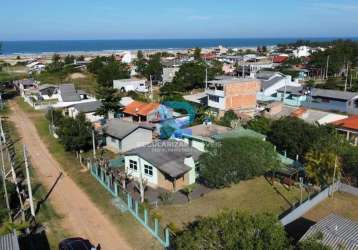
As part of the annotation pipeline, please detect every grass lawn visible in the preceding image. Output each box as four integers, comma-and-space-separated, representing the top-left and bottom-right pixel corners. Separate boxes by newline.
16, 98, 161, 250
303, 192, 358, 222
154, 177, 308, 229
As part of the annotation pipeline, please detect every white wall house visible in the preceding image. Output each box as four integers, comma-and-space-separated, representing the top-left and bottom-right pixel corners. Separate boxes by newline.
124, 140, 201, 191
113, 79, 148, 93
104, 119, 154, 153
293, 46, 311, 58
65, 100, 103, 122
256, 71, 301, 99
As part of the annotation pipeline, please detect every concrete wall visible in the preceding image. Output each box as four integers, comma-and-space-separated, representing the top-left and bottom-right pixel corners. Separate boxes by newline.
106, 136, 120, 153
339, 183, 358, 196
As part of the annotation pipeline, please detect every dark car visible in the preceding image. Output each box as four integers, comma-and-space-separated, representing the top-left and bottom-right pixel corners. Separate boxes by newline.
59, 237, 95, 250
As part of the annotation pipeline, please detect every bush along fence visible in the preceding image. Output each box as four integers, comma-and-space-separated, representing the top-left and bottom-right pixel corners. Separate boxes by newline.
87, 161, 171, 248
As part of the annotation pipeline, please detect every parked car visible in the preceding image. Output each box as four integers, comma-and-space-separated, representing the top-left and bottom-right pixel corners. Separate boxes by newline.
59, 237, 95, 250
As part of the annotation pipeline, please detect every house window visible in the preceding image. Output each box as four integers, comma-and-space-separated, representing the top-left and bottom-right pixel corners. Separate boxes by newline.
129, 160, 137, 171
209, 95, 220, 102
144, 164, 153, 176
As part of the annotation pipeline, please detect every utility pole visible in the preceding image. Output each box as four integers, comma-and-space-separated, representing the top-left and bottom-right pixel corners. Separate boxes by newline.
205, 67, 208, 89
92, 129, 96, 159
23, 145, 35, 217
149, 75, 153, 101
325, 55, 330, 79
344, 64, 349, 92
332, 156, 338, 198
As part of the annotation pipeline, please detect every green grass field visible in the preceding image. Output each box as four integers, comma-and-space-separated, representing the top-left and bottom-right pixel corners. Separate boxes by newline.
17, 98, 161, 250
154, 177, 308, 229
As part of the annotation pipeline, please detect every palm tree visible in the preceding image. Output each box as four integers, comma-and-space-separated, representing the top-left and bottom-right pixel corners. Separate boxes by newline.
305, 149, 341, 187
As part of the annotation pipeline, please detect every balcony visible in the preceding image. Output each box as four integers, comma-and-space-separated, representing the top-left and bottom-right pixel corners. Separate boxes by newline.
205, 88, 225, 97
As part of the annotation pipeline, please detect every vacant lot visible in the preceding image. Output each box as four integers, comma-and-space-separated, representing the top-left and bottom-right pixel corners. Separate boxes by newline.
304, 192, 358, 222
154, 177, 307, 228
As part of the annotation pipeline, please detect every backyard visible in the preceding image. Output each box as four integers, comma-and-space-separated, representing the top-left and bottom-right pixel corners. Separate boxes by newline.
304, 191, 358, 222
153, 177, 308, 229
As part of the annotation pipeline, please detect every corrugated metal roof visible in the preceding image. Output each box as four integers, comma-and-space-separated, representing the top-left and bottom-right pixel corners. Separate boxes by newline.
300, 214, 358, 250
311, 88, 358, 101
72, 100, 102, 113
104, 119, 154, 140
0, 231, 20, 250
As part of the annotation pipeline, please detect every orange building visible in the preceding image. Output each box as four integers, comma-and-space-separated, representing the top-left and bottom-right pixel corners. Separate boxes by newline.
205, 76, 261, 116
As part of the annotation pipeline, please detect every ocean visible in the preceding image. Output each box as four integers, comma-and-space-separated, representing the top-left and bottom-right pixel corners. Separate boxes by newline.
1, 38, 356, 55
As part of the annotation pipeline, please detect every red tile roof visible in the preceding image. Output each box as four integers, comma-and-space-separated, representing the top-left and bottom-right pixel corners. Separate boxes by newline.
331, 116, 358, 130
291, 108, 307, 118
123, 101, 160, 116
273, 55, 288, 64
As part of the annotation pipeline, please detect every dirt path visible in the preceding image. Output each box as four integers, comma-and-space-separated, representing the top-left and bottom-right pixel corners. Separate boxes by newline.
9, 101, 132, 250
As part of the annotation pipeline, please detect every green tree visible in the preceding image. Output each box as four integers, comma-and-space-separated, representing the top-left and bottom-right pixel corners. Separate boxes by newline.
144, 53, 163, 81
134, 50, 147, 76
45, 108, 64, 127
246, 116, 272, 135
95, 86, 120, 117
57, 113, 93, 153
193, 47, 202, 60
173, 211, 289, 250
87, 56, 108, 74
220, 110, 238, 127
268, 117, 334, 159
64, 54, 75, 65
200, 137, 280, 188
305, 149, 341, 186
97, 61, 130, 87
298, 232, 331, 250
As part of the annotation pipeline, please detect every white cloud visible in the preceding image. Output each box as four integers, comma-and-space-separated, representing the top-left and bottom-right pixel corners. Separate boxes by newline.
309, 1, 358, 13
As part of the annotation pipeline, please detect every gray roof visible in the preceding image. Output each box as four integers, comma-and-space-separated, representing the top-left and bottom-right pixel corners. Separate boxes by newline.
311, 88, 358, 101
261, 75, 285, 90
0, 231, 20, 250
72, 100, 102, 113
59, 84, 81, 102
105, 119, 154, 140
256, 71, 277, 80
300, 214, 358, 250
208, 76, 258, 85
38, 84, 57, 91
125, 140, 202, 178
277, 86, 304, 96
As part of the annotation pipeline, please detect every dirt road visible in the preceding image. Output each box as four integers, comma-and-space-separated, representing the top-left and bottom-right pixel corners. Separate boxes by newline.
9, 101, 131, 250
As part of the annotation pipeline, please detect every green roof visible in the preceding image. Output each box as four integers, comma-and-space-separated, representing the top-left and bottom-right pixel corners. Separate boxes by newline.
211, 127, 266, 141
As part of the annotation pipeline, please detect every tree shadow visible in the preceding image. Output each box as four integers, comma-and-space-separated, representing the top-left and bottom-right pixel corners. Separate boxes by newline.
35, 172, 63, 215
285, 217, 316, 244
264, 176, 292, 207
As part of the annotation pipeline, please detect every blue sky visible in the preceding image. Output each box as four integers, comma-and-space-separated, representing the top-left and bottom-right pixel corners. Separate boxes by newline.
1, 0, 358, 40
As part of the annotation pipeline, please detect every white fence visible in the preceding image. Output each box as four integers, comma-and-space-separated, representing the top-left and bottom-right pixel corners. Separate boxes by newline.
339, 183, 358, 197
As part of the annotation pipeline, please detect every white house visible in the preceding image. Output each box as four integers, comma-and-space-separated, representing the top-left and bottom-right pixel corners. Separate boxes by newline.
113, 79, 148, 93
65, 100, 103, 122
124, 140, 202, 191
104, 119, 154, 153
293, 46, 311, 58
255, 71, 301, 99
